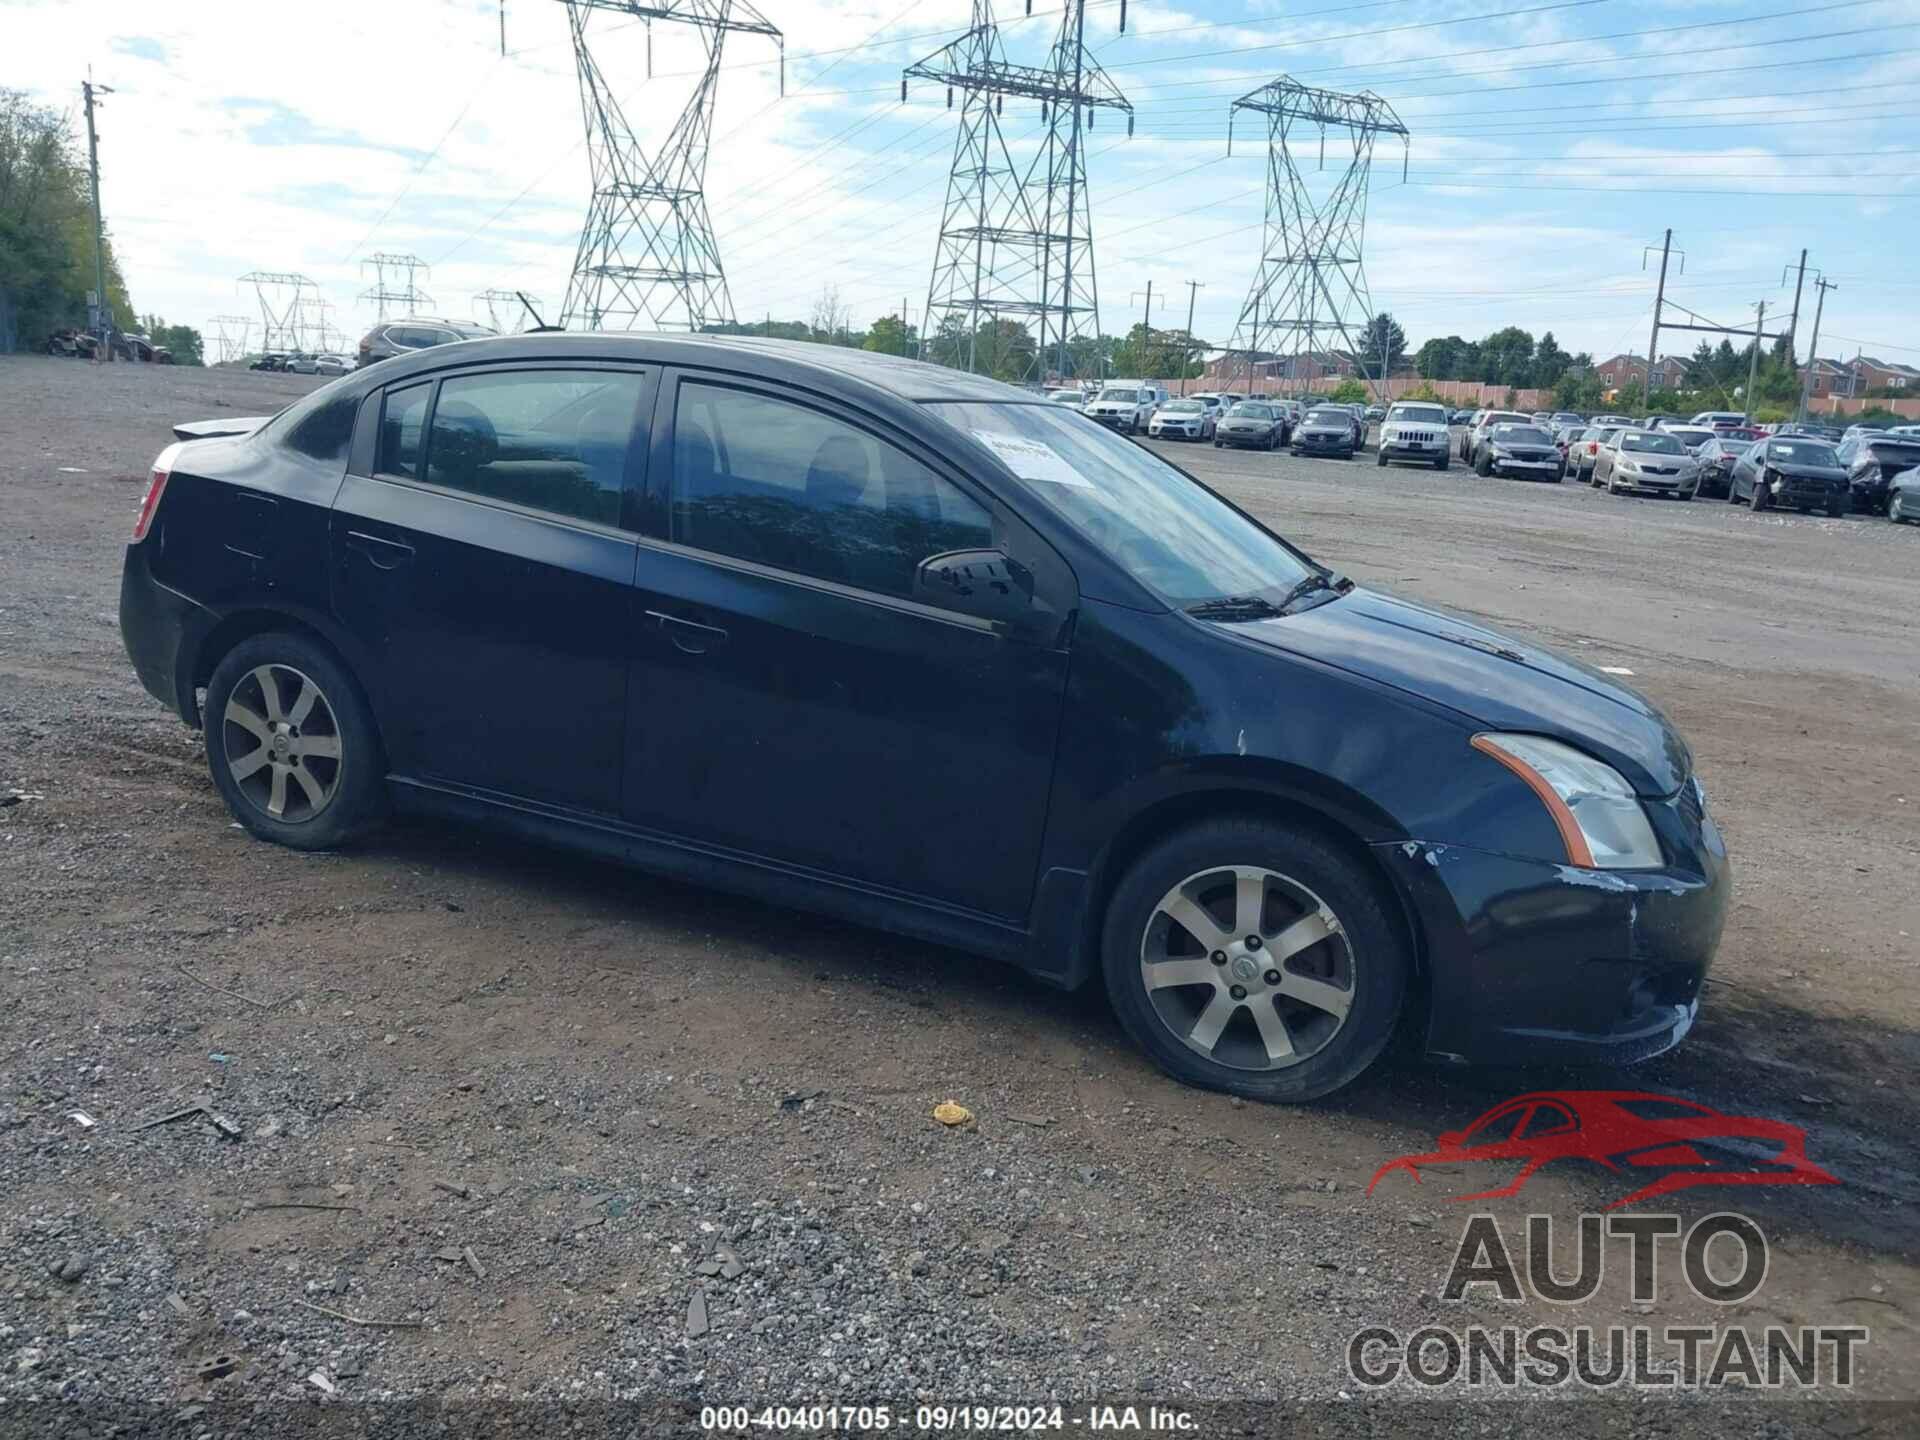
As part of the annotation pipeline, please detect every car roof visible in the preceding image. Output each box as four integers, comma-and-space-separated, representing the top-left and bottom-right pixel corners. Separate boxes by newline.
350, 331, 1034, 404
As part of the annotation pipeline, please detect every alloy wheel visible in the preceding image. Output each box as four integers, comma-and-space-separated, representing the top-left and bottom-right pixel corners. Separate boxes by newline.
221, 664, 343, 823
1138, 865, 1355, 1072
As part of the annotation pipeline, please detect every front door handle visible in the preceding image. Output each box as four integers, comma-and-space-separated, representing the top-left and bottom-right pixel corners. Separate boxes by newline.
646, 610, 729, 655
346, 530, 414, 572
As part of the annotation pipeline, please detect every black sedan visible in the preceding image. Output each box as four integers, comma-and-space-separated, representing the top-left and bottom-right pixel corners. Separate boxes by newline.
1692, 435, 1750, 499
1290, 406, 1359, 458
1834, 433, 1920, 515
1472, 422, 1566, 481
1213, 400, 1289, 450
1728, 436, 1851, 515
117, 333, 1729, 1103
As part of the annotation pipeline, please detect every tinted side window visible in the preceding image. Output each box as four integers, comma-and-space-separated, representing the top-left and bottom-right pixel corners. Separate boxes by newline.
378, 383, 432, 479
671, 382, 993, 602
284, 391, 359, 461
421, 369, 643, 526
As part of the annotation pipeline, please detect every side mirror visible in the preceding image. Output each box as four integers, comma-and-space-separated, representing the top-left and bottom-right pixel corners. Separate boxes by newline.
914, 549, 1037, 629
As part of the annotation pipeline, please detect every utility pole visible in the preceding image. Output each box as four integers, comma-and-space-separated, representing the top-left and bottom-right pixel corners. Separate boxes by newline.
1745, 300, 1767, 417
1796, 277, 1835, 423
1180, 279, 1204, 395
1130, 285, 1163, 380
1784, 248, 1808, 362
1643, 228, 1674, 412
82, 74, 114, 352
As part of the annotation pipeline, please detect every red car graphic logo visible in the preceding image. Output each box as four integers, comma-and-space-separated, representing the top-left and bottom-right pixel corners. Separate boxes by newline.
1366, 1091, 1838, 1210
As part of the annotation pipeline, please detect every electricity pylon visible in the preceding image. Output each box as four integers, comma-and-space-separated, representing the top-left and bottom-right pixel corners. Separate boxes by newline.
238, 271, 318, 351
208, 315, 253, 365
474, 289, 543, 333
359, 252, 434, 320
1226, 78, 1408, 401
559, 0, 782, 333
906, 0, 1131, 381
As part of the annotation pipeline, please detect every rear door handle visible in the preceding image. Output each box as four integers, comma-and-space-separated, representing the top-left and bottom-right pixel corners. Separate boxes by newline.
646, 610, 729, 655
346, 530, 414, 571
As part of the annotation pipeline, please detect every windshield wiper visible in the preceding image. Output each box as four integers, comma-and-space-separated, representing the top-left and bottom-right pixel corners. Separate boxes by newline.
1186, 571, 1351, 623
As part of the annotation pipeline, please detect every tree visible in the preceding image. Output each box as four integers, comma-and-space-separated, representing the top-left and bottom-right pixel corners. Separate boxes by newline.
971, 318, 1036, 381
808, 284, 852, 345
1553, 370, 1603, 412
1357, 312, 1407, 379
1532, 331, 1570, 388
1476, 327, 1535, 387
0, 89, 136, 348
1415, 334, 1467, 381
1329, 377, 1368, 404
862, 313, 916, 358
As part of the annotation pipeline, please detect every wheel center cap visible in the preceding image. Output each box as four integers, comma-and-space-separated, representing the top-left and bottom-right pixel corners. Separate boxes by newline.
1230, 955, 1260, 983
272, 734, 289, 755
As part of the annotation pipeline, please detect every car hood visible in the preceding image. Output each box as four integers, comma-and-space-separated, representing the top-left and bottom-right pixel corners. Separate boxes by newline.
1770, 461, 1847, 481
1298, 422, 1347, 435
1224, 588, 1690, 796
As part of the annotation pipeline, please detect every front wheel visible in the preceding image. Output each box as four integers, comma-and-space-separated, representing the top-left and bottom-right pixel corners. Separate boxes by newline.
1376, 449, 1388, 468
1101, 816, 1408, 1103
1434, 452, 1449, 471
1750, 483, 1769, 512
204, 632, 387, 851
1475, 452, 1493, 477
1827, 498, 1849, 518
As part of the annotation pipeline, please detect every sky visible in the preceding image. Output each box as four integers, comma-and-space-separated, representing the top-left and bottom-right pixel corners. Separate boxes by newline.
12, 0, 1920, 367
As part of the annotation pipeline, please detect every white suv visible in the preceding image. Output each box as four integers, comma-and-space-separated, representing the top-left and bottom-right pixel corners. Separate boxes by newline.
1377, 401, 1452, 470
1084, 381, 1165, 434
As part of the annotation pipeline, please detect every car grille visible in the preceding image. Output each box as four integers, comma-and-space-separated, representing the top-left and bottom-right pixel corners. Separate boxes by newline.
1640, 464, 1677, 475
1505, 449, 1553, 461
1392, 429, 1439, 443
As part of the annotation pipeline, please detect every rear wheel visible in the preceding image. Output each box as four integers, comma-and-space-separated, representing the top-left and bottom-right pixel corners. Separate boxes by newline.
1102, 816, 1408, 1103
204, 632, 386, 851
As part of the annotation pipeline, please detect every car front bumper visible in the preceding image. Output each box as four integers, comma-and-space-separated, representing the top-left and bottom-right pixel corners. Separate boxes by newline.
1610, 470, 1694, 494
1087, 412, 1135, 429
1380, 438, 1442, 460
1150, 424, 1203, 439
1375, 780, 1730, 1068
1293, 432, 1351, 452
1771, 479, 1847, 506
1218, 428, 1275, 447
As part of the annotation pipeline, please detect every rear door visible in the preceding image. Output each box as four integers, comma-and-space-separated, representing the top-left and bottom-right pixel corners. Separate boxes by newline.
331, 361, 652, 815
621, 371, 1073, 921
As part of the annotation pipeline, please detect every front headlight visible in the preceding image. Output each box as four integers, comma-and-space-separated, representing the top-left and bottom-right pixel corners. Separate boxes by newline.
1471, 733, 1664, 869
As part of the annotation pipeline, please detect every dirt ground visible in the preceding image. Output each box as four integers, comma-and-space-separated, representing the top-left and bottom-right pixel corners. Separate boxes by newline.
0, 355, 1915, 1422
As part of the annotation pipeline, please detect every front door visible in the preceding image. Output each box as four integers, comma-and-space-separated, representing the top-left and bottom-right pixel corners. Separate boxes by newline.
331, 363, 651, 815
622, 373, 1072, 922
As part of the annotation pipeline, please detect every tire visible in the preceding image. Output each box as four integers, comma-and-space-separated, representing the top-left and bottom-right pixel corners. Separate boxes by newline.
203, 632, 387, 851
1554, 463, 1567, 483
1434, 452, 1449, 471
1100, 815, 1409, 1103
1475, 451, 1493, 477
1726, 479, 1740, 505
1750, 482, 1769, 512
1892, 493, 1909, 524
1214, 439, 1223, 448
1827, 498, 1848, 519
1376, 448, 1388, 467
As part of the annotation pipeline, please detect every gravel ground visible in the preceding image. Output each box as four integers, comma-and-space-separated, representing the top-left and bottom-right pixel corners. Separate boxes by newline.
0, 356, 1915, 1425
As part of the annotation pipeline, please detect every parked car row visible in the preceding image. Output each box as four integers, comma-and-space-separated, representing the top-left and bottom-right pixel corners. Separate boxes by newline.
46, 329, 172, 363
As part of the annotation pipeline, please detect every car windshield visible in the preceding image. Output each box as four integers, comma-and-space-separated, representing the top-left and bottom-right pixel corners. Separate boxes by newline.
1163, 400, 1204, 413
1389, 405, 1446, 423
1553, 413, 1583, 424
1230, 403, 1274, 418
1666, 428, 1713, 444
1097, 388, 1140, 403
1621, 432, 1684, 454
924, 401, 1314, 606
1303, 408, 1344, 424
1491, 425, 1553, 444
1768, 440, 1838, 465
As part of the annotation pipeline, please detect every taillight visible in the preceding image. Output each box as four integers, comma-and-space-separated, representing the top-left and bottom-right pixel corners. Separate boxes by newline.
133, 441, 182, 542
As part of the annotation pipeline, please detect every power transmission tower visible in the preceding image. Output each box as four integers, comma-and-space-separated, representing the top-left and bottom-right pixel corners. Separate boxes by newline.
559, 0, 782, 333
239, 272, 319, 351
208, 314, 253, 364
1179, 279, 1204, 394
906, 0, 1132, 381
474, 289, 542, 333
1226, 78, 1408, 404
359, 252, 434, 320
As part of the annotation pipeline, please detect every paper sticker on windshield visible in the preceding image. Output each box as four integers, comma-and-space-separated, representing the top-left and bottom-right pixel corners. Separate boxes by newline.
971, 430, 1092, 487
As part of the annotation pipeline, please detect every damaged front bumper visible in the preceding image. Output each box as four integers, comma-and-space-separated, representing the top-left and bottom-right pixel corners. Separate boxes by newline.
1374, 780, 1730, 1068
